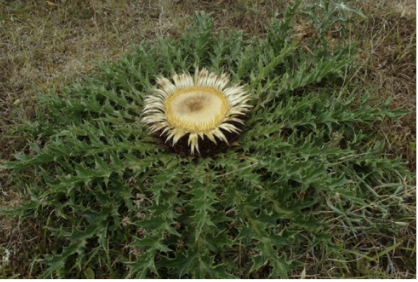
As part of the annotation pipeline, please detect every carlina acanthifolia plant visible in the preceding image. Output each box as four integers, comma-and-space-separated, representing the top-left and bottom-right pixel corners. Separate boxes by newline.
1, 1, 414, 279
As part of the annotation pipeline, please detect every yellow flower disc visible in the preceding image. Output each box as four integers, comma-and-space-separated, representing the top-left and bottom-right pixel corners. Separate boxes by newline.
164, 87, 229, 133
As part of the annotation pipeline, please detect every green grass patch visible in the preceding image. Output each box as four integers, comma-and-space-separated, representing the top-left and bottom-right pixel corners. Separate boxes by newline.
1, 1, 414, 278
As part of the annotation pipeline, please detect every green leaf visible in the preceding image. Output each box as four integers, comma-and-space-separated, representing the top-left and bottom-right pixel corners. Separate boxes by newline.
84, 267, 95, 279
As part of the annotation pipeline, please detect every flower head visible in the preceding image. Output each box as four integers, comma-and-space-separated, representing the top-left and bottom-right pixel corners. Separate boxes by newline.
142, 68, 251, 156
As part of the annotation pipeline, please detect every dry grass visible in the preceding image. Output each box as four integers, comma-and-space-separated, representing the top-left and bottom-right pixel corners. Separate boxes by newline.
354, 0, 416, 171
0, 0, 415, 278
